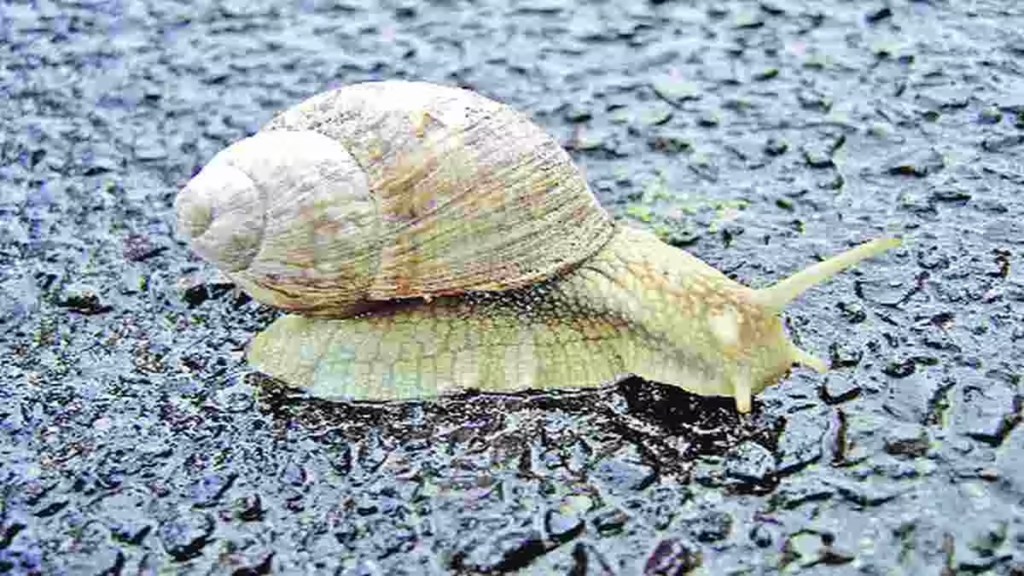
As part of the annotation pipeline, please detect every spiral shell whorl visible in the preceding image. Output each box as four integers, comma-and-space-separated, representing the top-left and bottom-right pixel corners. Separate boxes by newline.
175, 130, 379, 314
177, 81, 615, 316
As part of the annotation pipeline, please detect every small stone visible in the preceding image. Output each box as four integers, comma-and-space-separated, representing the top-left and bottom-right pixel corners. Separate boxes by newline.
649, 131, 692, 153
884, 148, 944, 177
981, 134, 1024, 152
759, 1, 786, 15
696, 111, 719, 127
724, 441, 775, 487
749, 524, 773, 548
570, 127, 609, 151
977, 106, 1003, 125
931, 187, 972, 203
951, 379, 1020, 447
900, 192, 936, 215
651, 76, 702, 104
797, 89, 832, 112
771, 480, 835, 510
637, 102, 674, 126
917, 87, 970, 112
782, 531, 821, 567
59, 282, 111, 314
644, 537, 702, 575
997, 95, 1024, 115
763, 136, 788, 156
515, 0, 564, 13
663, 228, 702, 248
836, 300, 867, 323
640, 486, 690, 531
829, 478, 902, 508
782, 531, 855, 568
865, 5, 892, 23
820, 374, 862, 405
230, 553, 274, 575
883, 423, 930, 458
732, 9, 764, 29
690, 511, 732, 543
544, 496, 589, 543
544, 509, 584, 544
123, 234, 166, 262
84, 150, 120, 175
776, 411, 826, 474
563, 102, 593, 122
177, 271, 235, 306
232, 494, 265, 522
457, 529, 548, 573
882, 358, 916, 378
134, 136, 167, 161
158, 513, 215, 562
190, 472, 237, 508
590, 445, 658, 494
802, 143, 834, 168
592, 508, 630, 536
828, 341, 863, 369
753, 68, 779, 81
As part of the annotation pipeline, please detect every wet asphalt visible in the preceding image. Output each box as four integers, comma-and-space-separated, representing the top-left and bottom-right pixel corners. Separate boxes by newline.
1, 0, 1022, 574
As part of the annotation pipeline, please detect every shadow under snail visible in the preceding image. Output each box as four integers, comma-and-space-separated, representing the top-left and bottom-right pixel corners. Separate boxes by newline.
174, 80, 900, 413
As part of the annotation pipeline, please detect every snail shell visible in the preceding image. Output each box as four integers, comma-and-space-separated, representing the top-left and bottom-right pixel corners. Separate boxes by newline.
175, 81, 615, 316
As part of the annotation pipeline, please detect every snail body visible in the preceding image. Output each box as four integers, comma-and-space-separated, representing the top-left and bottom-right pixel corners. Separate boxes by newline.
176, 81, 899, 413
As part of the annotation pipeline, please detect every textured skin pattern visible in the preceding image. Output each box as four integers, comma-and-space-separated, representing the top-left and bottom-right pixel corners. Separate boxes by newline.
249, 227, 804, 408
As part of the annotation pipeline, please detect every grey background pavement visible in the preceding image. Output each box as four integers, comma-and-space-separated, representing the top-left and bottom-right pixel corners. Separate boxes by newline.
1, 0, 1022, 573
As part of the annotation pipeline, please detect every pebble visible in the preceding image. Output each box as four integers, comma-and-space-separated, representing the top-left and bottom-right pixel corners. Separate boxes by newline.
865, 5, 892, 23
763, 136, 788, 156
648, 131, 692, 154
177, 271, 236, 306
591, 445, 658, 495
592, 508, 630, 536
643, 537, 702, 575
544, 507, 585, 544
690, 510, 732, 543
801, 143, 834, 168
650, 76, 702, 104
782, 531, 854, 568
884, 148, 945, 177
883, 424, 930, 458
456, 529, 548, 573
820, 374, 862, 404
977, 106, 1003, 124
797, 89, 832, 112
122, 234, 166, 262
931, 187, 972, 203
724, 441, 776, 487
951, 379, 1019, 447
981, 134, 1024, 152
59, 282, 111, 314
776, 411, 827, 474
158, 513, 215, 562
771, 479, 835, 510
696, 111, 719, 127
190, 472, 238, 508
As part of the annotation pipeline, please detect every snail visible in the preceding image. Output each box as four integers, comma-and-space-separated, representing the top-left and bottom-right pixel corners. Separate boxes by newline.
175, 80, 900, 413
